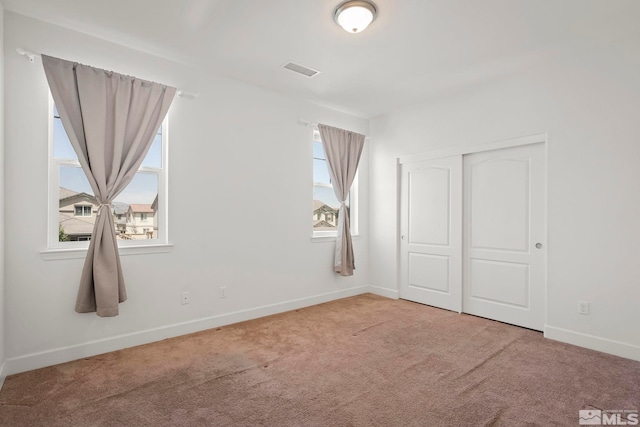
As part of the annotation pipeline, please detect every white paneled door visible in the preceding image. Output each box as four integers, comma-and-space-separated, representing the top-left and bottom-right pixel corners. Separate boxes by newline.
400, 142, 546, 331
463, 143, 545, 330
400, 156, 463, 313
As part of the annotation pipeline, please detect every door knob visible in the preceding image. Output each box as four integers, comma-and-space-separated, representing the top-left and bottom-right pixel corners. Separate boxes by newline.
535, 243, 543, 249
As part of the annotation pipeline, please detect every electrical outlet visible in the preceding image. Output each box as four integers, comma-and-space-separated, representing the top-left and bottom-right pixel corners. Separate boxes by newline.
182, 291, 190, 305
219, 286, 227, 298
578, 301, 589, 315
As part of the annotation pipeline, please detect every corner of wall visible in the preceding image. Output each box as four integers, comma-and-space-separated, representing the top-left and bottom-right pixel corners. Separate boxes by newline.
0, 363, 6, 391
367, 285, 399, 299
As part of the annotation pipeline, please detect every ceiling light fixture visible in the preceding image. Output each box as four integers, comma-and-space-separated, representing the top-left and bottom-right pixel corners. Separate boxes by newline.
333, 0, 378, 34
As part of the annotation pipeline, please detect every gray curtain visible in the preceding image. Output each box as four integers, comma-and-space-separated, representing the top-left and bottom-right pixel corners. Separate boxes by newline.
42, 55, 176, 317
318, 124, 365, 276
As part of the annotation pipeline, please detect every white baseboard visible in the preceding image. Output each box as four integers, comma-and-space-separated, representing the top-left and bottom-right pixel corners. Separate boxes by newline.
544, 325, 640, 362
8, 291, 638, 377
367, 285, 399, 299
5, 285, 370, 375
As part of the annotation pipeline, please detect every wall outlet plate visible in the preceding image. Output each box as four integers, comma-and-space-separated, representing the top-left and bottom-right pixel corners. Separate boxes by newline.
578, 301, 589, 315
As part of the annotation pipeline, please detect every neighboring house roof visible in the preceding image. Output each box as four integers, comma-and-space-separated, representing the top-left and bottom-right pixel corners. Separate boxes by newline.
313, 199, 338, 213
313, 199, 327, 211
59, 188, 98, 208
112, 205, 128, 215
59, 212, 95, 235
313, 219, 336, 228
59, 187, 78, 200
151, 195, 158, 211
128, 204, 154, 213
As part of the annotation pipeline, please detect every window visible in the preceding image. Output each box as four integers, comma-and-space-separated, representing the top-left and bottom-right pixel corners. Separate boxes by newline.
312, 129, 358, 237
49, 99, 168, 248
74, 205, 92, 217
141, 213, 148, 221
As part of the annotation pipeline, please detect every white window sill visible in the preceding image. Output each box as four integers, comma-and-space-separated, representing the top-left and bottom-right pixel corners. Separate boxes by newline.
311, 234, 360, 243
40, 243, 174, 261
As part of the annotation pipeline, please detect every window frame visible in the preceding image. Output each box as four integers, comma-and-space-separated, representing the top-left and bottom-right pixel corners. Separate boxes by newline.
45, 94, 171, 256
311, 128, 359, 240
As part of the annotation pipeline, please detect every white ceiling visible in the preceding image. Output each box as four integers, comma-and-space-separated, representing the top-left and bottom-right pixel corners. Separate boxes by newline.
4, 0, 640, 118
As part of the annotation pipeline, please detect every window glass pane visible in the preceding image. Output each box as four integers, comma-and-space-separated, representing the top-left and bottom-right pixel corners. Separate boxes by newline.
312, 141, 325, 160
313, 159, 332, 184
313, 186, 349, 209
313, 186, 342, 231
141, 128, 162, 169
113, 172, 158, 205
53, 115, 77, 160
59, 166, 95, 242
60, 165, 93, 196
113, 172, 159, 240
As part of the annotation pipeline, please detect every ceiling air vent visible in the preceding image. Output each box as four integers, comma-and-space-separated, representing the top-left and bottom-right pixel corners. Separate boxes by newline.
283, 62, 321, 78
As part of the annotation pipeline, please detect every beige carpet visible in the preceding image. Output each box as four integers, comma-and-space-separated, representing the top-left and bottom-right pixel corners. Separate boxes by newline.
0, 294, 638, 426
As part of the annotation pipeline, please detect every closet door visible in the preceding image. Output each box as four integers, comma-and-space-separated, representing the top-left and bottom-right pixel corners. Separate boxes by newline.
400, 156, 462, 312
463, 143, 546, 330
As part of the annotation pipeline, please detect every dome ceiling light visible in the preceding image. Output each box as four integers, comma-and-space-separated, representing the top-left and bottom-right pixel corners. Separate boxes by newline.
333, 0, 378, 34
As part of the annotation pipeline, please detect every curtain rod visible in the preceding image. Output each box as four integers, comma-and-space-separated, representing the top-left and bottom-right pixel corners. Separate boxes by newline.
16, 48, 200, 99
299, 118, 369, 140
299, 118, 318, 128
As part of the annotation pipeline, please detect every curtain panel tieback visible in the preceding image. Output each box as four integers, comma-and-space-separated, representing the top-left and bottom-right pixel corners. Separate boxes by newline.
96, 203, 113, 217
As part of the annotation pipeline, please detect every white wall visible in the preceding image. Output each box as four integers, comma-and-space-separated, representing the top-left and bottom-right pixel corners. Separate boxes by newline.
370, 34, 640, 360
0, 0, 6, 383
3, 12, 370, 374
